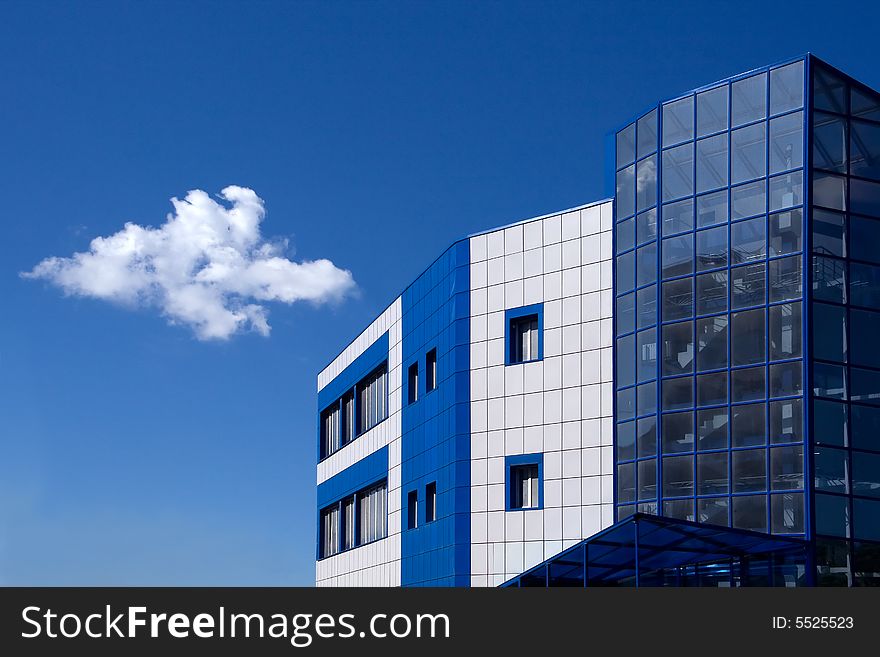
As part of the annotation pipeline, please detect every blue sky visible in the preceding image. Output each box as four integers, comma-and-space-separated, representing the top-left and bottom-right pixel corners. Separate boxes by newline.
1, 1, 878, 584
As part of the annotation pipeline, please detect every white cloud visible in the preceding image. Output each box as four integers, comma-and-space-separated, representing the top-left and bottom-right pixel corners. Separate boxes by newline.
22, 186, 356, 340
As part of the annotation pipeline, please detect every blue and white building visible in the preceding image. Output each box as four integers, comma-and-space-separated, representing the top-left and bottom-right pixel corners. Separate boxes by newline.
316, 54, 880, 587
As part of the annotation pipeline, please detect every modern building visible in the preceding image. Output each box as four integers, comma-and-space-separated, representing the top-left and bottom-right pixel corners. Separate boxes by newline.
316, 54, 880, 587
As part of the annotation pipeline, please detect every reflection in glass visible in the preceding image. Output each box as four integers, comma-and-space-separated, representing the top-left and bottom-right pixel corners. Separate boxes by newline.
637, 328, 657, 383
662, 455, 694, 496
617, 334, 635, 387
731, 216, 766, 263
812, 208, 845, 257
662, 321, 693, 375
813, 302, 846, 363
662, 412, 694, 454
731, 262, 766, 308
850, 261, 880, 308
636, 208, 657, 245
617, 462, 635, 502
637, 284, 656, 329
732, 180, 766, 219
696, 133, 728, 192
852, 404, 880, 451
662, 198, 694, 234
732, 402, 766, 447
732, 366, 765, 403
769, 111, 803, 173
698, 497, 729, 526
617, 124, 636, 169
732, 122, 767, 183
769, 170, 803, 211
662, 143, 694, 201
636, 154, 657, 212
696, 225, 727, 272
813, 67, 847, 114
850, 308, 880, 369
638, 459, 657, 500
769, 361, 802, 398
813, 362, 847, 400
769, 209, 802, 256
617, 216, 634, 254
852, 452, 880, 499
769, 302, 802, 360
732, 308, 765, 366
617, 421, 635, 461
851, 178, 880, 218
662, 376, 693, 411
698, 452, 729, 495
733, 494, 767, 532
769, 398, 802, 444
813, 112, 847, 173
813, 172, 847, 211
616, 292, 634, 336
769, 255, 802, 302
662, 278, 692, 321
813, 399, 847, 447
852, 87, 880, 121
812, 255, 846, 303
661, 234, 693, 278
697, 408, 728, 451
733, 449, 767, 492
732, 73, 767, 127
617, 250, 634, 292
696, 270, 727, 315
637, 109, 658, 159
815, 447, 847, 494
637, 415, 657, 456
664, 498, 695, 521
697, 85, 728, 137
696, 316, 728, 372
618, 387, 635, 421
662, 96, 694, 147
637, 382, 657, 417
814, 493, 850, 538
850, 215, 880, 264
771, 493, 804, 534
616, 164, 635, 219
851, 367, 880, 406
696, 190, 728, 227
636, 242, 657, 287
850, 120, 880, 181
697, 372, 727, 407
769, 61, 804, 115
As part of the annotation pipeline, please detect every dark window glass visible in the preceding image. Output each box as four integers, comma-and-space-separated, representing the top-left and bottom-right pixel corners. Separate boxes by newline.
664, 498, 695, 522
814, 399, 847, 447
661, 411, 694, 454
696, 225, 727, 272
732, 308, 765, 366
662, 376, 693, 411
812, 111, 847, 173
637, 285, 656, 329
769, 398, 803, 444
853, 499, 880, 541
617, 463, 635, 503
616, 164, 635, 219
813, 67, 847, 114
636, 242, 657, 287
732, 122, 766, 183
731, 262, 766, 308
852, 452, 880, 499
697, 407, 728, 451
662, 278, 692, 321
850, 308, 880, 369
852, 87, 880, 121
616, 334, 634, 388
661, 234, 693, 279
696, 271, 728, 315
697, 85, 728, 137
617, 250, 634, 292
769, 302, 802, 360
732, 366, 765, 403
510, 315, 540, 364
851, 367, 880, 406
636, 154, 658, 212
617, 124, 636, 169
770, 361, 802, 398
617, 421, 636, 461
770, 61, 804, 114
850, 261, 880, 308
769, 255, 802, 302
618, 387, 636, 421
812, 303, 847, 363
425, 482, 436, 522
636, 328, 657, 383
698, 452, 729, 495
850, 119, 880, 182
637, 109, 658, 159
662, 96, 694, 147
661, 321, 694, 375
812, 256, 846, 303
662, 143, 695, 201
616, 293, 634, 336
407, 362, 419, 404
662, 198, 694, 234
769, 111, 803, 173
854, 540, 880, 586
510, 464, 540, 510
771, 493, 804, 534
407, 490, 418, 529
815, 447, 848, 494
637, 416, 657, 457
769, 171, 803, 211
812, 208, 846, 258
732, 402, 766, 447
696, 190, 728, 227
638, 459, 657, 501
813, 362, 847, 400
732, 180, 766, 220
637, 381, 657, 416
814, 493, 850, 538
850, 215, 880, 265
731, 73, 767, 127
697, 372, 727, 407
698, 497, 729, 526
662, 455, 694, 496
617, 217, 635, 254
731, 216, 765, 264
696, 316, 728, 372
816, 537, 852, 586
850, 178, 880, 218
426, 349, 437, 392
851, 404, 880, 452
636, 208, 658, 245
769, 209, 802, 256
813, 172, 847, 211
770, 445, 803, 491
696, 133, 728, 193
733, 448, 766, 492
733, 494, 767, 532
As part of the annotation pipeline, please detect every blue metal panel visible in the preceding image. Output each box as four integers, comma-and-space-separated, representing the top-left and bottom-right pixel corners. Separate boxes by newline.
318, 331, 389, 411
317, 445, 389, 510
401, 240, 470, 586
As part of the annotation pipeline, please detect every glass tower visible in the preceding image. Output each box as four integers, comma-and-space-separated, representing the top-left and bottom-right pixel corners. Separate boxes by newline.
613, 55, 880, 585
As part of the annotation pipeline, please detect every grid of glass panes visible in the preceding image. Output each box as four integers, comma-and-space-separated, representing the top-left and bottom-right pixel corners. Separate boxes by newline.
614, 59, 808, 536
810, 63, 880, 586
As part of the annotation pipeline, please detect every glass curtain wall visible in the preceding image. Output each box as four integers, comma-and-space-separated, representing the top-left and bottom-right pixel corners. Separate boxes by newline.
614, 59, 808, 539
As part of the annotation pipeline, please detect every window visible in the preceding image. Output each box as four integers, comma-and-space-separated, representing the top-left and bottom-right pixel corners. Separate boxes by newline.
638, 109, 658, 158
636, 154, 658, 212
662, 143, 695, 201
732, 122, 766, 183
662, 96, 694, 147
769, 171, 803, 211
320, 403, 340, 459
425, 348, 437, 393
662, 234, 694, 279
662, 412, 694, 454
731, 216, 765, 264
320, 480, 387, 559
813, 209, 845, 257
769, 111, 803, 173
662, 321, 694, 375
732, 308, 765, 366
696, 271, 728, 315
697, 86, 728, 137
733, 449, 767, 493
617, 293, 635, 335
696, 226, 728, 271
696, 133, 728, 192
732, 73, 767, 127
618, 422, 635, 461
732, 180, 766, 219
320, 504, 340, 559
407, 490, 418, 530
357, 364, 388, 434
342, 497, 355, 551
616, 164, 635, 219
696, 316, 728, 372
769, 61, 804, 115
697, 407, 728, 451
813, 112, 847, 173
662, 198, 694, 234
662, 278, 692, 321
425, 482, 437, 522
509, 461, 541, 510
358, 481, 387, 545
851, 119, 880, 182
769, 209, 802, 256
769, 302, 802, 360
617, 217, 635, 253
697, 190, 728, 227
770, 398, 802, 444
636, 243, 657, 287
617, 124, 635, 169
508, 307, 542, 364
407, 362, 419, 404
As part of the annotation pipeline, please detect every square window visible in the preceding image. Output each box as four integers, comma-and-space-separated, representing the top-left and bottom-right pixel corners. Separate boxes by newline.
812, 256, 846, 303
697, 371, 727, 407
407, 362, 419, 404
732, 180, 766, 220
426, 348, 437, 393
732, 402, 766, 447
662, 455, 694, 497
662, 376, 693, 411
851, 119, 880, 182
696, 190, 728, 228
697, 407, 728, 451
731, 216, 766, 264
508, 308, 541, 364
696, 271, 728, 315
661, 411, 694, 454
732, 366, 765, 403
769, 171, 803, 211
771, 445, 804, 491
731, 262, 766, 309
509, 459, 542, 510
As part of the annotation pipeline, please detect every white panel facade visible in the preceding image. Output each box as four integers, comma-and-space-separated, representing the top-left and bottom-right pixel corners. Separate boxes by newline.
468, 200, 616, 587
315, 298, 403, 586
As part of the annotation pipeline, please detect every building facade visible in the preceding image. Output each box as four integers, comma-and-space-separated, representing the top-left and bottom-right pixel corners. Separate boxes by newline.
317, 54, 880, 587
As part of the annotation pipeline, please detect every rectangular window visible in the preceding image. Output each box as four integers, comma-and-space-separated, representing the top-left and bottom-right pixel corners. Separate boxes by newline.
425, 482, 437, 523
342, 496, 355, 551
319, 480, 387, 559
510, 463, 540, 509
358, 481, 387, 545
357, 364, 388, 434
426, 349, 437, 393
320, 403, 340, 459
407, 490, 418, 530
407, 362, 418, 404
510, 314, 540, 364
341, 392, 354, 446
320, 504, 340, 559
